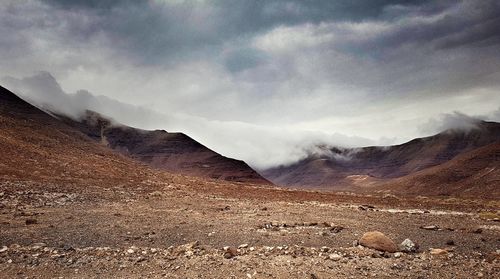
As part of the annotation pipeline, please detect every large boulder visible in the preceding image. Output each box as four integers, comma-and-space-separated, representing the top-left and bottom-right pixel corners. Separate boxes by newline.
359, 231, 398, 253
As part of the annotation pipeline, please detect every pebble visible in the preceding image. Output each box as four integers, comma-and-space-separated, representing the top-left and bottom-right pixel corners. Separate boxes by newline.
430, 248, 448, 255
399, 239, 419, 253
329, 253, 342, 261
420, 225, 439, 230
25, 218, 38, 225
224, 246, 238, 259
0, 246, 8, 253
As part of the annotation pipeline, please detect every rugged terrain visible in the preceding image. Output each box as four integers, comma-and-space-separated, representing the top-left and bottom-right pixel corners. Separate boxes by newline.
263, 122, 500, 197
0, 86, 499, 278
56, 111, 269, 185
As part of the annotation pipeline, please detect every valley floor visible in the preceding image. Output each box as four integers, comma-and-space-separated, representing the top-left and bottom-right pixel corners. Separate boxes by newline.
0, 178, 499, 278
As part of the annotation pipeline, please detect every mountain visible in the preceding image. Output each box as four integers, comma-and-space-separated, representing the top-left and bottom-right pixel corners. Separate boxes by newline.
57, 111, 270, 185
262, 121, 500, 192
0, 85, 163, 188
377, 142, 500, 198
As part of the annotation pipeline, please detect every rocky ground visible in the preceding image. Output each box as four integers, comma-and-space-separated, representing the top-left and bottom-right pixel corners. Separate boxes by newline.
0, 177, 499, 278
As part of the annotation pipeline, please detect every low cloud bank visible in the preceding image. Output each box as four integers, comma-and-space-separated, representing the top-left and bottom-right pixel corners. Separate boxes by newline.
2, 72, 379, 169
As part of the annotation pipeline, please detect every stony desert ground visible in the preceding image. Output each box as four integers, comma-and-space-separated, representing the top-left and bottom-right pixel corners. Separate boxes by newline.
0, 176, 499, 279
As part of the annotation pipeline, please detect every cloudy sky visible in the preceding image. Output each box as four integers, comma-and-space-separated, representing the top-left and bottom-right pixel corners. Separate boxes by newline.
1, 0, 500, 168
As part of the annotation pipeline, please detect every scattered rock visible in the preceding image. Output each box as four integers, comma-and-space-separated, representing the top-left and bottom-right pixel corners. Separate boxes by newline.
238, 244, 248, 249
330, 226, 344, 233
359, 231, 398, 253
0, 246, 8, 253
485, 252, 500, 263
223, 246, 238, 259
25, 218, 37, 225
420, 225, 439, 231
328, 253, 342, 261
393, 252, 402, 258
446, 240, 455, 246
371, 252, 383, 258
399, 239, 419, 253
430, 248, 448, 256
472, 228, 483, 234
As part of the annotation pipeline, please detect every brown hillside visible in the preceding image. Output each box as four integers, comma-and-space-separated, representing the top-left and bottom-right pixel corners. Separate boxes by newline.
57, 111, 270, 184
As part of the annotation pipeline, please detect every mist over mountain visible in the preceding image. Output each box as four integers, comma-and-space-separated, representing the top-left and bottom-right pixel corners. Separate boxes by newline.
2, 0, 500, 169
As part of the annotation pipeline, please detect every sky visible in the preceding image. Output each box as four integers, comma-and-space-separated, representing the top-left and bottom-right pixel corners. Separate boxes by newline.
1, 0, 500, 169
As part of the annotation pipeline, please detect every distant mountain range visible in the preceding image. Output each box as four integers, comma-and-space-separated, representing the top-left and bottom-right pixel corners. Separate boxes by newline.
262, 121, 500, 197
2, 84, 498, 198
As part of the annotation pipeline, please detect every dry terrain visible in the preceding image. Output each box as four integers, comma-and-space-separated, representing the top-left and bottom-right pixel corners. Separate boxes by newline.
0, 86, 499, 278
1, 178, 499, 278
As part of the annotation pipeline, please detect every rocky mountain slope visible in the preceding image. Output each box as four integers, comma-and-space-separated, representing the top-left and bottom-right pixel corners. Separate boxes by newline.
377, 142, 500, 198
0, 85, 164, 188
262, 122, 500, 196
57, 111, 270, 184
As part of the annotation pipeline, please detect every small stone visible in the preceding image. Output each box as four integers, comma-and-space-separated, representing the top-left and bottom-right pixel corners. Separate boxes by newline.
446, 240, 455, 246
472, 228, 483, 234
238, 244, 248, 249
32, 243, 47, 249
127, 248, 135, 254
476, 272, 483, 278
399, 239, 419, 253
359, 231, 398, 253
371, 252, 383, 258
320, 246, 329, 252
430, 248, 448, 255
25, 218, 37, 225
223, 246, 238, 259
393, 252, 402, 258
420, 225, 439, 230
0, 246, 8, 253
329, 253, 342, 261
330, 226, 344, 233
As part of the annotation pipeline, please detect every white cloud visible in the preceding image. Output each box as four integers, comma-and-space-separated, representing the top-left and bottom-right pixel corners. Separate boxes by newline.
1, 0, 500, 169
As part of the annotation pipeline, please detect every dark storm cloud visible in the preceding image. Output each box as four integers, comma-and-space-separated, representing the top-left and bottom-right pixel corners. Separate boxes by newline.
1, 0, 500, 168
36, 0, 436, 65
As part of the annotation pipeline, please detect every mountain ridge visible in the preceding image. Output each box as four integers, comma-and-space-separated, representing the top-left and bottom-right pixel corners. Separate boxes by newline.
56, 110, 271, 185
262, 121, 500, 196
